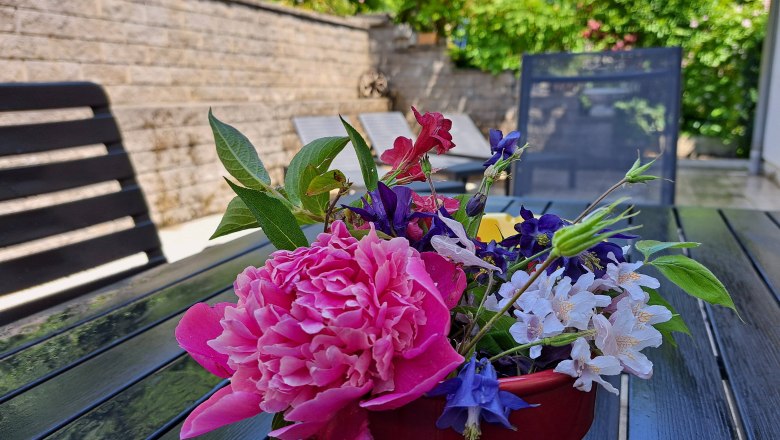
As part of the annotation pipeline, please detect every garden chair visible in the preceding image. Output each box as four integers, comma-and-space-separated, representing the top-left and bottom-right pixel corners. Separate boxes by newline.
292, 114, 465, 193
0, 82, 166, 321
512, 48, 682, 204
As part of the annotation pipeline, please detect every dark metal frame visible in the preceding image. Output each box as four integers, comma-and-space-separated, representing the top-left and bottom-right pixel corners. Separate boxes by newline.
514, 47, 683, 205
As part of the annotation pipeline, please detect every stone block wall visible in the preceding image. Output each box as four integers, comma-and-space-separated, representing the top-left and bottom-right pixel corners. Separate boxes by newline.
0, 0, 389, 225
369, 21, 519, 136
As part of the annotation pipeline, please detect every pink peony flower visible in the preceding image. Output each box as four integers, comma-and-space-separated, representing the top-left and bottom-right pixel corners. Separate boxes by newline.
176, 221, 464, 439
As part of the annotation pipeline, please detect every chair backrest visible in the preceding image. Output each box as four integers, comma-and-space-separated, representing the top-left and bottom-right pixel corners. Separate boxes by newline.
358, 111, 414, 157
444, 113, 492, 160
0, 82, 165, 317
511, 48, 682, 205
292, 115, 367, 186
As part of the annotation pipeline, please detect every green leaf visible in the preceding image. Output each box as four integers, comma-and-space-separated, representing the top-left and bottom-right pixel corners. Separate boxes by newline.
285, 136, 350, 207
636, 240, 700, 260
340, 116, 379, 191
307, 169, 349, 196
644, 287, 690, 347
226, 179, 309, 251
209, 109, 270, 190
299, 165, 328, 215
451, 194, 470, 224
271, 412, 291, 437
454, 306, 518, 355
210, 197, 259, 239
650, 254, 736, 312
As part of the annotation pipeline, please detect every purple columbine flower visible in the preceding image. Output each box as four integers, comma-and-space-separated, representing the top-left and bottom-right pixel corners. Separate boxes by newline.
346, 182, 423, 239
484, 129, 522, 167
428, 357, 535, 439
471, 240, 517, 282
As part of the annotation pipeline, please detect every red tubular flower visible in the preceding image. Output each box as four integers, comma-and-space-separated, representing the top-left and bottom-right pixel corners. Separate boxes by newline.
380, 107, 455, 181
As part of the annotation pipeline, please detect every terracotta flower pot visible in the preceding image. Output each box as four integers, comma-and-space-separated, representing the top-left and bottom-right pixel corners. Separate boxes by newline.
368, 370, 596, 440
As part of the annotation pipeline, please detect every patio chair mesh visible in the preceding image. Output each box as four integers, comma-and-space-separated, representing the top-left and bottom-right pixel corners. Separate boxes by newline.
512, 48, 682, 205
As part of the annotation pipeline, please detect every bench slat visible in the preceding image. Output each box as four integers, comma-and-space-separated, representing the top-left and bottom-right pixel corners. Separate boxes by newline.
0, 115, 121, 156
677, 207, 780, 439
627, 207, 736, 439
0, 151, 135, 201
0, 186, 149, 247
0, 222, 161, 295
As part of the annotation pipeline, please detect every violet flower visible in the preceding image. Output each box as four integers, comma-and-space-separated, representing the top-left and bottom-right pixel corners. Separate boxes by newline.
428, 357, 535, 440
484, 129, 522, 167
346, 182, 424, 239
469, 240, 516, 282
501, 206, 564, 258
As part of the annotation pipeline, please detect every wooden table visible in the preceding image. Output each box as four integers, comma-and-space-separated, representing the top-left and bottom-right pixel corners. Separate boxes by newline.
1, 198, 778, 439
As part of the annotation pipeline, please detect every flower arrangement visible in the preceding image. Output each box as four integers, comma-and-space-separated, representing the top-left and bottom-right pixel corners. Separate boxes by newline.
175, 109, 735, 439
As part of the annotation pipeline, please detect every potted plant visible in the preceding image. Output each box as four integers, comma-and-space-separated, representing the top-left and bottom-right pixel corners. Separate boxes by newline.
174, 109, 735, 439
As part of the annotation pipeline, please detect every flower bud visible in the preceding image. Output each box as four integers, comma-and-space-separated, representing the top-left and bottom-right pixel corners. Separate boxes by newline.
625, 155, 660, 184
466, 193, 487, 217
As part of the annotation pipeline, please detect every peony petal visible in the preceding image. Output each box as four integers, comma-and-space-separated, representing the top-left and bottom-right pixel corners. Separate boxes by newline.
175, 302, 234, 378
360, 337, 463, 410
180, 386, 262, 439
420, 252, 466, 309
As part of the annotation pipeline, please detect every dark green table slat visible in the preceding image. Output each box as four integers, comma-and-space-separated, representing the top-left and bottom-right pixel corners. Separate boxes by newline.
721, 209, 780, 301
0, 288, 236, 440
158, 413, 274, 440
0, 230, 272, 357
768, 211, 780, 226
678, 207, 780, 439
627, 207, 735, 439
47, 355, 222, 440
503, 199, 550, 216
0, 237, 284, 400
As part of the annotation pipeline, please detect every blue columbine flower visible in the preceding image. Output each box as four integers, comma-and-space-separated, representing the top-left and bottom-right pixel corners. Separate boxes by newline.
428, 357, 535, 440
484, 129, 521, 167
500, 206, 632, 279
501, 206, 565, 258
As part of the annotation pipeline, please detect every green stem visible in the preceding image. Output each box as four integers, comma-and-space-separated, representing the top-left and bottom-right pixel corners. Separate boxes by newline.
488, 330, 596, 362
506, 248, 550, 276
458, 255, 556, 356
572, 178, 626, 224
461, 272, 496, 350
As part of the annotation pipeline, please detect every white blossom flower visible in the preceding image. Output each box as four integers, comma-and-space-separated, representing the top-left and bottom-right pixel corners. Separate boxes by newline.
550, 279, 602, 330
601, 261, 659, 301
554, 337, 622, 394
431, 214, 500, 272
592, 311, 662, 379
509, 310, 565, 358
615, 297, 673, 328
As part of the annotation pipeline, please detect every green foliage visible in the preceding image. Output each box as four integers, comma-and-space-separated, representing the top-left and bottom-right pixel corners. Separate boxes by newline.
284, 136, 350, 214
406, 0, 768, 156
644, 287, 691, 347
650, 254, 736, 312
226, 179, 310, 251
635, 240, 700, 260
272, 0, 396, 15
209, 110, 271, 190
340, 117, 379, 191
210, 197, 260, 239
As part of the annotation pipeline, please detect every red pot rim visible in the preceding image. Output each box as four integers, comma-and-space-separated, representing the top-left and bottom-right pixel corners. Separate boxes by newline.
498, 369, 574, 395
